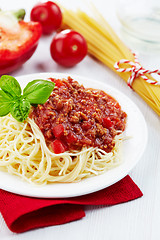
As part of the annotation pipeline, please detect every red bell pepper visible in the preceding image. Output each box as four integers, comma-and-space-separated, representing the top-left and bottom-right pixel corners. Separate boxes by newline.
0, 9, 42, 75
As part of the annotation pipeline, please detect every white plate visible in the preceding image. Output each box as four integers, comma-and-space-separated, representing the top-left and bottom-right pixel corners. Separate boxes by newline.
0, 73, 148, 198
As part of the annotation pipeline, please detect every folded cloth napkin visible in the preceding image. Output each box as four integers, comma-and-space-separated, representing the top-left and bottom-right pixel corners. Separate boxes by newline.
0, 175, 142, 233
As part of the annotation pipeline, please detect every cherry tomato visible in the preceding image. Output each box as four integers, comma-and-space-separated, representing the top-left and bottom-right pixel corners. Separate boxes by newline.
50, 29, 88, 67
30, 1, 62, 35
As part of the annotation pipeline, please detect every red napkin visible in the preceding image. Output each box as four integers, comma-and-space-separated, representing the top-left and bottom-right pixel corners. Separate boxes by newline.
0, 175, 142, 233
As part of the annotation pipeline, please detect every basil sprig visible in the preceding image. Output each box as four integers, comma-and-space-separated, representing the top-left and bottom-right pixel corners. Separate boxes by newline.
0, 75, 55, 122
10, 99, 31, 123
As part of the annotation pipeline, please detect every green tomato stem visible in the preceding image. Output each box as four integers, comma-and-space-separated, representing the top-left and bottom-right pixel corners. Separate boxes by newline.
12, 9, 26, 21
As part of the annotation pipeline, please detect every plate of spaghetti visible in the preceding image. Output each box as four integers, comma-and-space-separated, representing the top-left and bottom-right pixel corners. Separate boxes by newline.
0, 73, 147, 198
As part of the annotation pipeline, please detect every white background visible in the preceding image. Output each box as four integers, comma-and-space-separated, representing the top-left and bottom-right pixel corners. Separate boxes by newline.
0, 0, 160, 239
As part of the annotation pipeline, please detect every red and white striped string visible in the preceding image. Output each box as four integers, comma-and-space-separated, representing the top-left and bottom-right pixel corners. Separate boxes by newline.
114, 52, 160, 88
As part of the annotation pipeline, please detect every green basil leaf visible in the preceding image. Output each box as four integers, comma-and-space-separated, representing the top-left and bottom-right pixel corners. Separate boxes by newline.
10, 99, 30, 122
0, 102, 12, 117
23, 79, 55, 104
0, 90, 13, 102
0, 75, 21, 98
0, 90, 14, 116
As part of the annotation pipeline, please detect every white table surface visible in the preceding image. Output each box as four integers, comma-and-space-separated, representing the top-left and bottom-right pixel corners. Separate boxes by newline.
0, 0, 160, 239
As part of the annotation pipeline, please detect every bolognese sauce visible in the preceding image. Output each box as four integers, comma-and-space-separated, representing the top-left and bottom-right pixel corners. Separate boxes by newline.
31, 77, 127, 154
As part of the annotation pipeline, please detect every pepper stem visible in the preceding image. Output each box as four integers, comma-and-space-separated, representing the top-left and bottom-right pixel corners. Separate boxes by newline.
12, 9, 26, 21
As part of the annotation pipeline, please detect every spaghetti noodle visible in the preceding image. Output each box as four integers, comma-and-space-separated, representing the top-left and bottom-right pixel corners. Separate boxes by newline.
0, 114, 123, 184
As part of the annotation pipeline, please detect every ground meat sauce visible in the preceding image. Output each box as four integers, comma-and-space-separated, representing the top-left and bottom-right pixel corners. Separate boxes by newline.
31, 77, 127, 153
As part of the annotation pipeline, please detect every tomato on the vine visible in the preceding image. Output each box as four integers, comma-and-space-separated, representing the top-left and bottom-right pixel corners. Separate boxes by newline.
50, 29, 88, 67
30, 1, 62, 35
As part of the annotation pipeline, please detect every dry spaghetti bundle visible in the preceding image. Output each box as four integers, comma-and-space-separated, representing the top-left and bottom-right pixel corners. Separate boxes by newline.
61, 5, 160, 116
